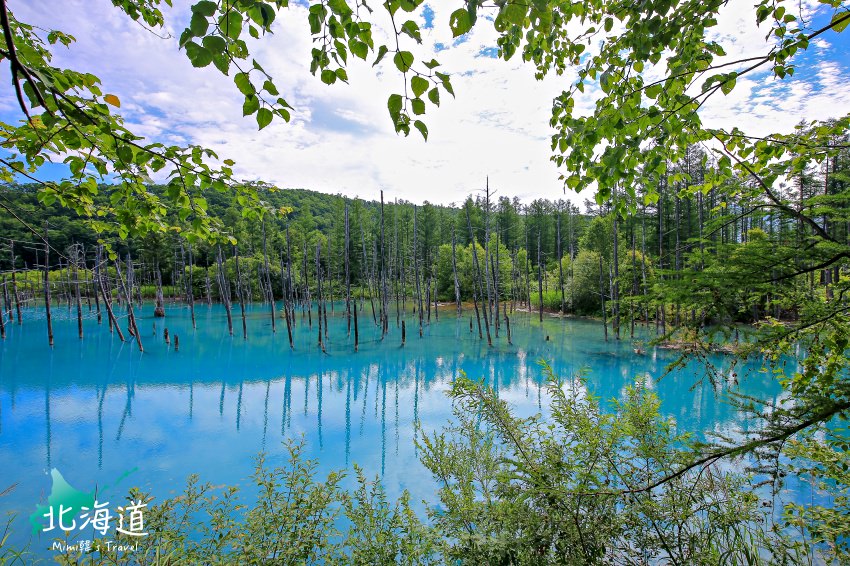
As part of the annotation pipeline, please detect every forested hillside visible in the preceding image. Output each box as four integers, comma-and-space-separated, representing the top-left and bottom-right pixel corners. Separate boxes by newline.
3, 133, 847, 336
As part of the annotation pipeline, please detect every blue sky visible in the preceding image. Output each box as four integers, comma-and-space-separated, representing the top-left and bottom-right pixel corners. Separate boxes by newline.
2, 0, 849, 207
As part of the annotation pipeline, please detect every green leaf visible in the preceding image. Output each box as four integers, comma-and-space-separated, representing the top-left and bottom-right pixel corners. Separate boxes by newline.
373, 45, 389, 66
213, 53, 230, 73
435, 71, 454, 96
393, 51, 414, 72
221, 11, 242, 39
387, 93, 403, 117
502, 3, 526, 26
257, 108, 273, 129
321, 69, 337, 84
185, 42, 213, 67
191, 1, 217, 17
401, 20, 422, 42
234, 72, 254, 95
202, 35, 226, 54
260, 3, 276, 27
411, 97, 425, 115
413, 119, 428, 140
350, 40, 369, 60
831, 10, 850, 33
721, 74, 737, 95
411, 75, 428, 98
449, 9, 472, 37
428, 87, 440, 106
262, 80, 279, 96
243, 94, 260, 116
645, 84, 661, 99
189, 12, 210, 36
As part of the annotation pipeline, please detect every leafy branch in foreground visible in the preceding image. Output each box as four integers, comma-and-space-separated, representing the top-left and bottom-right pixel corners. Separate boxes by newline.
0, 0, 455, 247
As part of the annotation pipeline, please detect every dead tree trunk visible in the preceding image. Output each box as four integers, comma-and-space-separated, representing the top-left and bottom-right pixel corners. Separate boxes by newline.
557, 209, 565, 314
216, 246, 234, 336
599, 253, 608, 342
467, 207, 492, 346
43, 225, 53, 347
280, 252, 294, 349
96, 247, 125, 341
10, 242, 21, 324
234, 245, 248, 340
262, 219, 276, 334
154, 264, 165, 317
302, 239, 313, 329
345, 201, 352, 336
316, 240, 326, 353
537, 234, 543, 323
116, 256, 143, 351
451, 229, 461, 315
186, 244, 196, 328
73, 245, 83, 339
413, 206, 424, 337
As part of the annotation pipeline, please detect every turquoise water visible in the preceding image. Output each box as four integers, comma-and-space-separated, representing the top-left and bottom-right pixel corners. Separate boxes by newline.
0, 301, 789, 556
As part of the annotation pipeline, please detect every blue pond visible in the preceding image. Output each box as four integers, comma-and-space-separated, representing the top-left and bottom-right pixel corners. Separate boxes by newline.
0, 301, 792, 556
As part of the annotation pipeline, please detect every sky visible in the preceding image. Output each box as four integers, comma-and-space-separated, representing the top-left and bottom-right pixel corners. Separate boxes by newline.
2, 0, 849, 208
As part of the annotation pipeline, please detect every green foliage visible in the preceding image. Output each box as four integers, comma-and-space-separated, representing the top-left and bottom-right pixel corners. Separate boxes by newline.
783, 434, 850, 564
419, 365, 804, 564
0, 0, 461, 245
3, 440, 436, 565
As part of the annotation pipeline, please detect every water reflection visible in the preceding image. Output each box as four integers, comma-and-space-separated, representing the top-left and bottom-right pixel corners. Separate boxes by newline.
0, 303, 784, 555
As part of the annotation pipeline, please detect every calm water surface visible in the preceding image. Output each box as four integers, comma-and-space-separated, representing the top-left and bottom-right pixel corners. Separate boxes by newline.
0, 301, 793, 555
